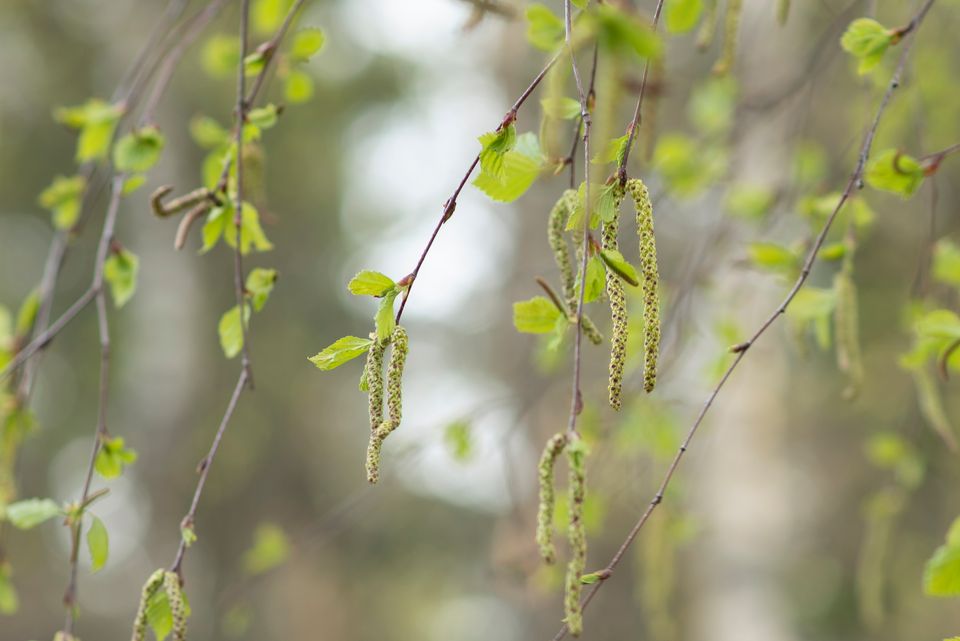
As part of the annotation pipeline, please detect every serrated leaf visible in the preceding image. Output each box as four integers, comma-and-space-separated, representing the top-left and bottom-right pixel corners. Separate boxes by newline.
525, 4, 564, 51
86, 515, 109, 572
246, 267, 278, 311
513, 297, 563, 334
541, 97, 582, 120
103, 248, 139, 308
665, 0, 703, 34
38, 174, 86, 230
94, 435, 138, 479
594, 5, 662, 59
290, 27, 325, 60
247, 104, 279, 130
477, 124, 517, 182
840, 18, 893, 74
375, 290, 399, 341
145, 578, 191, 641
219, 304, 251, 359
473, 132, 545, 202
599, 249, 640, 286
181, 524, 197, 547
54, 98, 123, 162
348, 271, 396, 297
865, 149, 925, 198
222, 202, 273, 254
114, 127, 165, 173
592, 134, 630, 166
582, 255, 606, 303
201, 205, 228, 253
309, 336, 374, 371
4, 498, 61, 529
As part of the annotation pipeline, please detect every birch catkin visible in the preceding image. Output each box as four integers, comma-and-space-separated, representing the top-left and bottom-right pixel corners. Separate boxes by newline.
713, 0, 743, 75
564, 438, 588, 637
627, 178, 660, 393
603, 186, 628, 410
163, 571, 187, 641
536, 433, 567, 564
834, 270, 863, 399
365, 334, 386, 431
365, 326, 408, 484
549, 189, 578, 303
131, 569, 165, 641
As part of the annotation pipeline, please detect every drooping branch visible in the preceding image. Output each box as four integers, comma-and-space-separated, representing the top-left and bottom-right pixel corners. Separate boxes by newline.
550, 1, 938, 638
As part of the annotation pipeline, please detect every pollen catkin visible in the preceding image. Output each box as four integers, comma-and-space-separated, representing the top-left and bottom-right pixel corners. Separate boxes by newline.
627, 179, 660, 393
163, 571, 187, 641
365, 334, 387, 431
564, 437, 588, 637
696, 0, 719, 50
365, 326, 408, 484
834, 270, 863, 399
713, 0, 742, 75
131, 569, 165, 641
549, 189, 579, 303
536, 433, 567, 564
603, 215, 628, 409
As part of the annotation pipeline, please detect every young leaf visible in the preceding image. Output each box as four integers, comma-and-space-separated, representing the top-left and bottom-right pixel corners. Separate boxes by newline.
15, 290, 40, 337
4, 498, 62, 529
94, 435, 138, 479
201, 34, 240, 78
924, 543, 960, 596
840, 18, 893, 74
145, 579, 191, 641
865, 149, 925, 198
309, 336, 374, 371
747, 242, 798, 275
246, 267, 278, 311
247, 104, 280, 130
0, 562, 18, 615
103, 248, 140, 308
525, 4, 564, 51
477, 124, 517, 182
473, 132, 545, 202
375, 290, 399, 341
592, 135, 630, 166
219, 304, 251, 359
290, 27, 325, 61
86, 515, 109, 572
599, 249, 640, 287
285, 69, 315, 104
582, 255, 606, 303
190, 115, 230, 149
122, 174, 147, 194
348, 271, 396, 297
513, 297, 563, 334
181, 523, 197, 547
444, 420, 472, 462
54, 98, 124, 162
113, 126, 165, 173
241, 523, 289, 576
596, 182, 620, 224
201, 205, 228, 253
933, 240, 960, 289
541, 97, 582, 120
38, 175, 86, 230
594, 5, 663, 59
665, 0, 703, 34
223, 202, 273, 254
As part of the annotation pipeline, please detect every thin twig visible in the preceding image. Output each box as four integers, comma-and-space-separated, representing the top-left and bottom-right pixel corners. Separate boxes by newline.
233, 0, 254, 382
549, 1, 937, 638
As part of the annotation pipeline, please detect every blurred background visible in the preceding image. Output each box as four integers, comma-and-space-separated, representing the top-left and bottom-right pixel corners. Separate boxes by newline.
1, 0, 959, 640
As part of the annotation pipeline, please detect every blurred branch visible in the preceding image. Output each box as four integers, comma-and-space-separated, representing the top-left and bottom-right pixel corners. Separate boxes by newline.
550, 0, 939, 638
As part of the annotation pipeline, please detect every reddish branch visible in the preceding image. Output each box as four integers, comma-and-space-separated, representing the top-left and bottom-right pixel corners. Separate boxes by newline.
550, 1, 937, 638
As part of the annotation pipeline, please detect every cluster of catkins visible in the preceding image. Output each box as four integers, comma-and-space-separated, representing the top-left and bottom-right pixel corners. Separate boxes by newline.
131, 569, 187, 641
364, 326, 408, 483
535, 432, 588, 636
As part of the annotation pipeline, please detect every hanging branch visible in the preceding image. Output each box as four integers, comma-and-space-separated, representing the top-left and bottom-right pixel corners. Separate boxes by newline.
549, 1, 938, 638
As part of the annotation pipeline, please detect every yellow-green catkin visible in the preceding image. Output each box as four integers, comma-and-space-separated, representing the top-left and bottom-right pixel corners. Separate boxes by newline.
549, 189, 579, 303
712, 0, 742, 75
564, 437, 588, 637
628, 179, 660, 393
131, 569, 165, 641
365, 334, 387, 431
778, 0, 790, 25
365, 326, 408, 484
536, 433, 567, 564
834, 270, 863, 399
696, 0, 719, 50
163, 571, 187, 641
603, 188, 628, 410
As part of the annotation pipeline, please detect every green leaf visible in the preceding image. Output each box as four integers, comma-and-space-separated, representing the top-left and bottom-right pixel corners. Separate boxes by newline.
525, 4, 564, 51
915, 309, 960, 341
223, 202, 273, 254
348, 271, 396, 297
599, 249, 640, 287
253, 0, 294, 34
54, 98, 124, 162
582, 255, 606, 303
865, 149, 925, 198
840, 18, 893, 74
219, 304, 251, 359
478, 124, 517, 182
513, 297, 563, 334
113, 127, 165, 173
15, 290, 40, 337
565, 181, 603, 231
579, 571, 605, 585
747, 242, 798, 275
284, 69, 314, 104
86, 515, 109, 572
541, 97, 582, 120
245, 267, 278, 311
592, 134, 630, 166
665, 0, 703, 34
181, 523, 197, 547
201, 205, 227, 253
145, 577, 191, 641
653, 133, 720, 197
933, 240, 960, 289
122, 174, 147, 195
38, 174, 86, 230
787, 287, 836, 350
594, 5, 662, 59
201, 34, 240, 78
190, 115, 230, 149
596, 182, 620, 223
244, 50, 267, 76
725, 183, 775, 220
924, 544, 960, 596
4, 498, 61, 529
242, 522, 289, 576
103, 248, 140, 308
0, 562, 18, 615
309, 336, 374, 371
94, 435, 138, 479
472, 132, 545, 202
444, 420, 472, 462
290, 27, 325, 61
247, 104, 280, 130
375, 290, 399, 341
